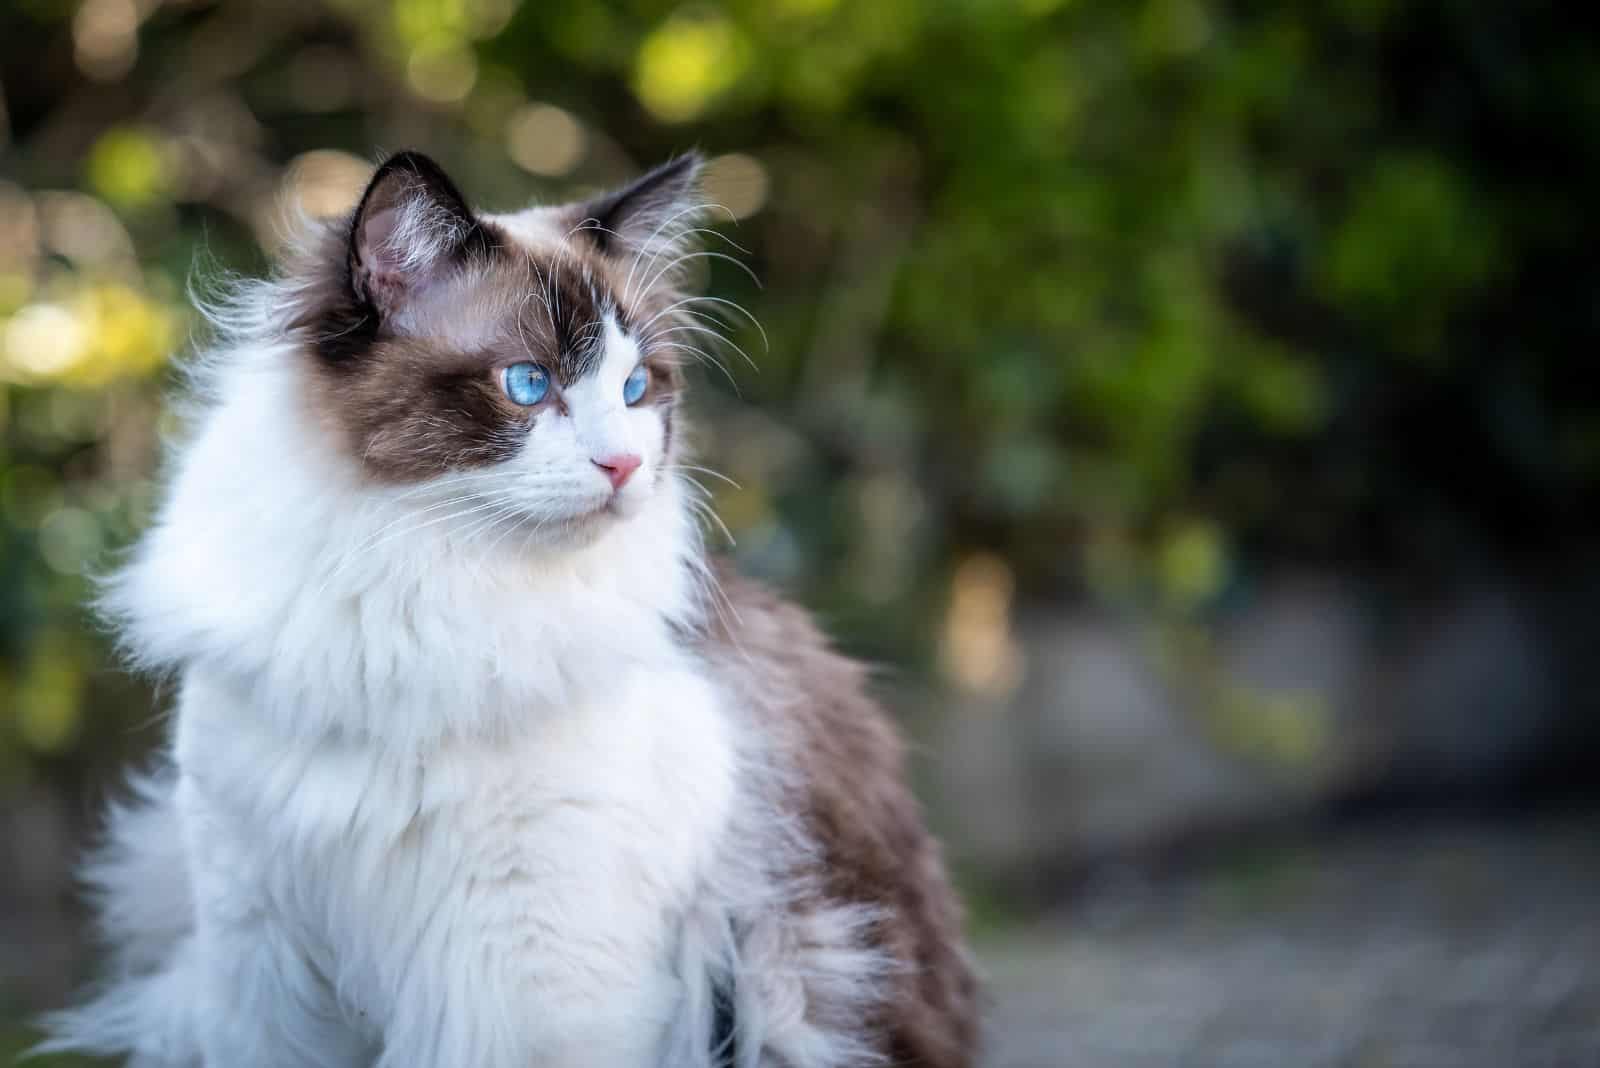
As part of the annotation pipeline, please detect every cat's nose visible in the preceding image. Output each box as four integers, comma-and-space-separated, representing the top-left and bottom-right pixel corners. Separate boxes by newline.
592, 453, 642, 491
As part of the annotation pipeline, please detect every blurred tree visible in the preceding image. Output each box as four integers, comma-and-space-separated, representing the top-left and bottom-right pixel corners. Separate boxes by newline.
0, 0, 1596, 772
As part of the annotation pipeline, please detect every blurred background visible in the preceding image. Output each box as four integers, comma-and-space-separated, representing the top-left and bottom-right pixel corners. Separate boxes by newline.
2, 1, 1598, 1064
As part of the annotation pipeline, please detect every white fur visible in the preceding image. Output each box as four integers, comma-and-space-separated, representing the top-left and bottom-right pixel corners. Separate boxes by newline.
43, 209, 888, 1068
98, 327, 693, 750
384, 186, 470, 275
168, 661, 735, 1068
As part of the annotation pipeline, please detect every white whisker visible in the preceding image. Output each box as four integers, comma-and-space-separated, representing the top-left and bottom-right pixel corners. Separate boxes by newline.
637, 250, 761, 307
664, 464, 740, 490
643, 324, 759, 374
646, 341, 739, 391
623, 203, 709, 306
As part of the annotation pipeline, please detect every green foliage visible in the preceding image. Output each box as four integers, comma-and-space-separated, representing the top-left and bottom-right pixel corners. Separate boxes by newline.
0, 0, 1593, 776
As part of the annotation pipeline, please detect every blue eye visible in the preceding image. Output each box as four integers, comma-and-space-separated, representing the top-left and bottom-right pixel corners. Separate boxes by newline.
501, 362, 549, 406
623, 364, 649, 406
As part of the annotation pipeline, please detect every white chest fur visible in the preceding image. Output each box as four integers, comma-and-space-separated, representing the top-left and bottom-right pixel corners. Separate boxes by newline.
175, 661, 737, 1068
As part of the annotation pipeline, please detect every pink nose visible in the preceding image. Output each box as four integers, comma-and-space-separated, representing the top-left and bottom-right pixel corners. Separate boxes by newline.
593, 453, 642, 491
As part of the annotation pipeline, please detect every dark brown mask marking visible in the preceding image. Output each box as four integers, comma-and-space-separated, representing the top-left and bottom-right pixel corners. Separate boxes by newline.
280, 150, 703, 482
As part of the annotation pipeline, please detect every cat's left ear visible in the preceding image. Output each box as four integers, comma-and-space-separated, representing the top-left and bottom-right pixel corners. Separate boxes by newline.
347, 151, 484, 321
570, 152, 704, 264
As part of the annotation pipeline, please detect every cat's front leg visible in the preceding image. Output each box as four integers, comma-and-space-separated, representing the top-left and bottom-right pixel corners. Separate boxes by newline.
371, 952, 677, 1068
182, 818, 374, 1068
368, 879, 686, 1068
188, 911, 371, 1068
180, 780, 373, 1067
174, 692, 374, 1066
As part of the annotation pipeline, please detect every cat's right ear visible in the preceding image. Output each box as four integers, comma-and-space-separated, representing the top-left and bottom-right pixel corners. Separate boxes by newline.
347, 152, 481, 322
571, 152, 704, 261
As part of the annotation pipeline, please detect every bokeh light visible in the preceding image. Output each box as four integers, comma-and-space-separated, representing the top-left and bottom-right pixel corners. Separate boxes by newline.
2, 2, 1599, 1063
701, 153, 768, 219
73, 0, 141, 82
505, 104, 586, 177
633, 10, 751, 123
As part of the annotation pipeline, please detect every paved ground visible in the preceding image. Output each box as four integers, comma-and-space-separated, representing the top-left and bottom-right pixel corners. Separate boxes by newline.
977, 808, 1600, 1067
6, 809, 1596, 1066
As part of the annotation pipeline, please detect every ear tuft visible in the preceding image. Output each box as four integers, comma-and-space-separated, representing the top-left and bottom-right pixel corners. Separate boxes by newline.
348, 151, 482, 320
573, 152, 705, 262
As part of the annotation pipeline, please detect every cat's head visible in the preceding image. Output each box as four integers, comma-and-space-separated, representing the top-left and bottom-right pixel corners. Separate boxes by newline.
282, 150, 710, 548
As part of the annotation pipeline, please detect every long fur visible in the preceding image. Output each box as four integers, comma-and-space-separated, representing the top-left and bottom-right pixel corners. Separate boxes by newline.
39, 155, 970, 1067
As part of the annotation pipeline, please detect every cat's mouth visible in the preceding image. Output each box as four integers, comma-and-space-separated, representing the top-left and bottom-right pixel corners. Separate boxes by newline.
455, 475, 651, 553
588, 494, 644, 526
546, 489, 647, 542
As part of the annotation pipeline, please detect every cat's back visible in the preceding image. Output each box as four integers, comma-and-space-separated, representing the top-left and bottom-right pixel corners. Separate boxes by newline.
701, 564, 981, 1067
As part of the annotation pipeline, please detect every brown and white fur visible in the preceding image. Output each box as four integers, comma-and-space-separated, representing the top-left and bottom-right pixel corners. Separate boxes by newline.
40, 152, 978, 1067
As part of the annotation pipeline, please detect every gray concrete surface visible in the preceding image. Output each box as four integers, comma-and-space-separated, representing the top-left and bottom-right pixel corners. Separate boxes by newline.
977, 810, 1600, 1067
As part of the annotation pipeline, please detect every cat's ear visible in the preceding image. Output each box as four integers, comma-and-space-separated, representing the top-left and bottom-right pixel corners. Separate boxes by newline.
571, 152, 704, 263
347, 151, 482, 320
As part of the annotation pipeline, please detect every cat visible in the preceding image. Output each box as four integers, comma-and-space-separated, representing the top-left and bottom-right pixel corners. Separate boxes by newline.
39, 151, 978, 1067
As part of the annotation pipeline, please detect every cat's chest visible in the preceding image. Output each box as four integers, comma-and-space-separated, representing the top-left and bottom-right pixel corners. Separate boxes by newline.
362, 667, 735, 1054
396, 663, 738, 914
357, 661, 733, 917
181, 662, 738, 1058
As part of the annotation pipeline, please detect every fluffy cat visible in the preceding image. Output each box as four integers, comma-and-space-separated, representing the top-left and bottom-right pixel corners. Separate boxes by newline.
40, 151, 978, 1067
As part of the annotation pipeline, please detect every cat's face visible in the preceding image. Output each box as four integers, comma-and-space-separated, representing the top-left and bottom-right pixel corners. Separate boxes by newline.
288, 152, 705, 547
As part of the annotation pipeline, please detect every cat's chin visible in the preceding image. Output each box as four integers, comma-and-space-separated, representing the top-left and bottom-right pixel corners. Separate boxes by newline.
517, 494, 650, 553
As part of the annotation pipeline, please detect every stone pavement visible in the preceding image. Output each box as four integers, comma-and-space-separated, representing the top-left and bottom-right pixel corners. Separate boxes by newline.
976, 811, 1600, 1067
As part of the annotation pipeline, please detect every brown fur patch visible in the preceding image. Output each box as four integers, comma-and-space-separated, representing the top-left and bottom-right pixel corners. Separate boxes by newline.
280, 214, 682, 483
702, 566, 982, 1066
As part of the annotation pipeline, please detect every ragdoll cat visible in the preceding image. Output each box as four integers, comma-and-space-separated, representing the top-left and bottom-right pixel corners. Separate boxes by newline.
41, 151, 978, 1067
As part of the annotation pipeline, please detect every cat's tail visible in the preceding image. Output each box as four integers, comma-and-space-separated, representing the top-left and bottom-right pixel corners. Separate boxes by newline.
32, 763, 202, 1066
